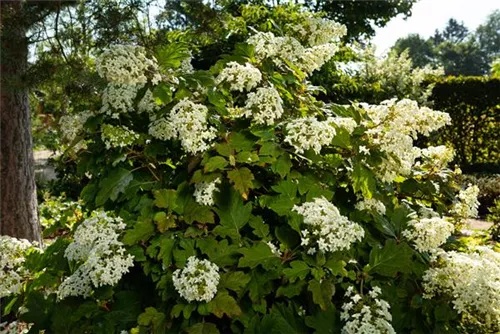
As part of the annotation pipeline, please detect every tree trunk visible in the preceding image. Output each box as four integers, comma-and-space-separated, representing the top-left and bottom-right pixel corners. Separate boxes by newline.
1, 1, 41, 243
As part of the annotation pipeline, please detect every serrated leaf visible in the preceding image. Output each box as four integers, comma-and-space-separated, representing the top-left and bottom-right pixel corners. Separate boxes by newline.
259, 142, 281, 157
207, 291, 241, 318
213, 187, 252, 242
219, 271, 250, 293
276, 280, 307, 298
248, 215, 269, 238
153, 189, 178, 211
308, 280, 334, 311
154, 211, 176, 232
123, 219, 155, 245
324, 259, 347, 277
95, 168, 133, 206
152, 83, 172, 104
238, 243, 280, 270
204, 156, 228, 173
235, 151, 259, 164
247, 269, 280, 302
305, 306, 339, 334
197, 238, 239, 267
227, 167, 254, 198
184, 201, 215, 224
185, 323, 220, 334
272, 153, 292, 178
351, 164, 376, 199
369, 240, 413, 277
228, 132, 255, 152
283, 261, 310, 283
158, 236, 175, 269
137, 307, 166, 333
156, 43, 190, 69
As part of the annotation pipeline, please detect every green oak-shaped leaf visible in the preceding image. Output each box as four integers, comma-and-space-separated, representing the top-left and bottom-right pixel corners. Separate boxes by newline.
227, 167, 255, 198
185, 322, 220, 334
369, 239, 413, 277
95, 168, 133, 206
207, 291, 242, 318
238, 243, 281, 270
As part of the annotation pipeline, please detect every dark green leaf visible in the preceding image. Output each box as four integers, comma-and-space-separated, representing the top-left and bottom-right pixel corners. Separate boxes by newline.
369, 240, 413, 277
96, 168, 133, 206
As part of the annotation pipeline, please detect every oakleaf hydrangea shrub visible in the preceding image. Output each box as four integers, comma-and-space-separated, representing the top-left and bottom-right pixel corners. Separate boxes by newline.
2, 5, 498, 334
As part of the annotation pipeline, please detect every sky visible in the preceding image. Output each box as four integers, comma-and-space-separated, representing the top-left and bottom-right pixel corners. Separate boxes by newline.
372, 0, 500, 56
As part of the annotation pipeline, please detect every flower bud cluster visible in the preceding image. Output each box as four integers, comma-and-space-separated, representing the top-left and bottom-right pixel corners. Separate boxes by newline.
59, 111, 93, 143
293, 197, 364, 254
341, 286, 395, 334
172, 256, 220, 302
101, 124, 140, 150
57, 211, 134, 299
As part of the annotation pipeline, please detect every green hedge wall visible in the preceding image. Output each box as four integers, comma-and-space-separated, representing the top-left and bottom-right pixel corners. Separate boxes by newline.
427, 76, 500, 173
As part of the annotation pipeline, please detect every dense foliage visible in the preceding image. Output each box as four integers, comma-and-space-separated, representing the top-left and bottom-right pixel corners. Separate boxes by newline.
2, 5, 499, 334
425, 76, 500, 173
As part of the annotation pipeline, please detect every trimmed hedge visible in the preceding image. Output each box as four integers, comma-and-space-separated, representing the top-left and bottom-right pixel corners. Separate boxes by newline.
427, 76, 500, 173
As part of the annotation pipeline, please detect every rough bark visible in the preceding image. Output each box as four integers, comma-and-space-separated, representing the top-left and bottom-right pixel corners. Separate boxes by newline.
1, 1, 42, 243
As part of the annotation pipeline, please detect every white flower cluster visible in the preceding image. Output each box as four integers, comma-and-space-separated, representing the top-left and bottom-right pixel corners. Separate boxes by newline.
355, 198, 386, 215
149, 99, 216, 155
361, 99, 451, 183
0, 321, 30, 334
179, 52, 194, 74
101, 124, 140, 150
289, 17, 347, 47
148, 117, 176, 141
266, 241, 282, 257
247, 25, 345, 76
59, 111, 93, 143
299, 43, 340, 74
58, 212, 134, 299
293, 197, 364, 254
243, 86, 283, 125
328, 116, 358, 134
96, 45, 161, 85
96, 45, 163, 118
360, 48, 444, 104
0, 236, 35, 298
247, 32, 304, 66
341, 286, 395, 334
402, 217, 454, 253
284, 117, 336, 154
216, 62, 262, 92
194, 178, 221, 206
423, 247, 500, 330
100, 84, 141, 118
172, 256, 220, 302
138, 89, 161, 114
418, 145, 455, 169
450, 185, 480, 220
